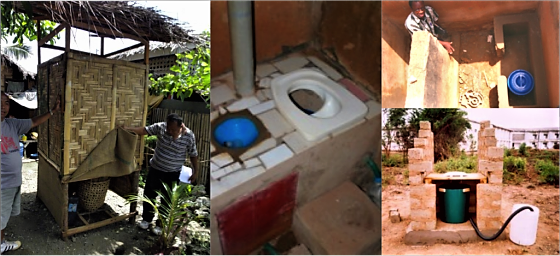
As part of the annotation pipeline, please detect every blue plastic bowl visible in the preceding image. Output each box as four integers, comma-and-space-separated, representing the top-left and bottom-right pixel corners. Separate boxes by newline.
214, 117, 259, 148
507, 69, 534, 96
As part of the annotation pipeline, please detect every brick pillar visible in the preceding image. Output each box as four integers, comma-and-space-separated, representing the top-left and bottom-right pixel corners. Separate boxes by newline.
476, 121, 503, 230
408, 121, 436, 231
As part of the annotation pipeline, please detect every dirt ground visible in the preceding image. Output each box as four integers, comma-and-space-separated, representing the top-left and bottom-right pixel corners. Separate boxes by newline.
2, 161, 166, 255
382, 166, 559, 255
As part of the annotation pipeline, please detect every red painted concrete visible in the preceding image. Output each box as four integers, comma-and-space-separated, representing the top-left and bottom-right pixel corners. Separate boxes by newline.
216, 172, 299, 255
339, 78, 370, 102
538, 1, 560, 107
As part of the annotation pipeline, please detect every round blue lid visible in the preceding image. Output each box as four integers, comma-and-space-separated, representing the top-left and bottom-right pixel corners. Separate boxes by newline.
507, 69, 534, 96
214, 117, 259, 148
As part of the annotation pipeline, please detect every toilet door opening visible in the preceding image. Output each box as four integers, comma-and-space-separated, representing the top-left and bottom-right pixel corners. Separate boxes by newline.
289, 89, 324, 115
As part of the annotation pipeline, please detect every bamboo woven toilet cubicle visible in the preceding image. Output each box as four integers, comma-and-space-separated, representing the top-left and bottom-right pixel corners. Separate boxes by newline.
35, 22, 151, 239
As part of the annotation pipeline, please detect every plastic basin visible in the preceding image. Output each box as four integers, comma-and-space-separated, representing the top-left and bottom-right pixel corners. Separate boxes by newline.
507, 69, 534, 96
438, 183, 471, 224
214, 117, 259, 148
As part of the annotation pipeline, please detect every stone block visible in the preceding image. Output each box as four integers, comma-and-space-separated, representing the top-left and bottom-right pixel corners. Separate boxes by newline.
419, 121, 431, 130
293, 181, 381, 255
414, 138, 428, 148
488, 170, 503, 184
409, 174, 423, 185
485, 137, 497, 147
482, 128, 496, 137
487, 147, 504, 161
411, 209, 436, 222
408, 148, 424, 161
480, 121, 491, 129
409, 220, 437, 231
478, 160, 503, 172
409, 161, 432, 173
418, 130, 432, 139
390, 209, 401, 223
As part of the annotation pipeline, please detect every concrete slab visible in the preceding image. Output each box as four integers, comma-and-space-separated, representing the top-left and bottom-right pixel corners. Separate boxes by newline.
404, 220, 506, 245
293, 181, 381, 255
256, 63, 278, 78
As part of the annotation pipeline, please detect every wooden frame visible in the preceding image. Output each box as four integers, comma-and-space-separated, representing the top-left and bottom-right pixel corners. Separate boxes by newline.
35, 18, 151, 240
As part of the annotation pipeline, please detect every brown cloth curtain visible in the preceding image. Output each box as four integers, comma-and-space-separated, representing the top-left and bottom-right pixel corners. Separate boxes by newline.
65, 128, 138, 183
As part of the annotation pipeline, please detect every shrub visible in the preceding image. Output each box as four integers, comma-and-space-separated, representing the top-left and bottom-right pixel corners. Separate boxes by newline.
519, 143, 527, 156
434, 155, 477, 173
145, 135, 158, 149
503, 156, 526, 175
536, 159, 559, 185
504, 147, 512, 157
382, 154, 404, 167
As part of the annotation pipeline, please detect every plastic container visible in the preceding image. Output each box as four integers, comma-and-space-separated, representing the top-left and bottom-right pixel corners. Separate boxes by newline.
438, 183, 470, 223
370, 177, 382, 209
507, 69, 534, 96
214, 117, 259, 148
510, 204, 539, 246
68, 193, 79, 226
19, 142, 24, 157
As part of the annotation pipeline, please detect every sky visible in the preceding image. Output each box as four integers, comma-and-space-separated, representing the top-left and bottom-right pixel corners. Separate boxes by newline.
382, 108, 560, 130
7, 1, 210, 73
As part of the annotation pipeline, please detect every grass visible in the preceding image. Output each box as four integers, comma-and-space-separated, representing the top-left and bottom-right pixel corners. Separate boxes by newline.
434, 154, 477, 173
382, 153, 405, 168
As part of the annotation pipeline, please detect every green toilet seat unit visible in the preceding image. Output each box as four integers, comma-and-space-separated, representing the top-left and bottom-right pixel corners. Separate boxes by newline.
438, 183, 471, 224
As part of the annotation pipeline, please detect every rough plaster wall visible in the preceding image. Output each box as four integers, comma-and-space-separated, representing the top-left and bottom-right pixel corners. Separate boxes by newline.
405, 31, 458, 108
383, 1, 539, 32
538, 1, 560, 107
210, 1, 320, 77
381, 16, 410, 108
319, 1, 381, 100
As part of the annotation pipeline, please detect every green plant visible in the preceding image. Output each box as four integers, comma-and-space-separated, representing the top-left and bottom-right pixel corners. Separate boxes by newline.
149, 41, 210, 104
138, 168, 149, 188
382, 153, 404, 167
145, 135, 158, 149
519, 143, 528, 157
1, 2, 59, 44
127, 183, 205, 251
503, 156, 526, 175
504, 147, 512, 157
536, 159, 559, 185
434, 155, 477, 173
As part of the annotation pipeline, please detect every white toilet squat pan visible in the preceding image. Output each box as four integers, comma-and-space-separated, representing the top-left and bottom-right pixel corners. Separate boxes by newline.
271, 68, 368, 142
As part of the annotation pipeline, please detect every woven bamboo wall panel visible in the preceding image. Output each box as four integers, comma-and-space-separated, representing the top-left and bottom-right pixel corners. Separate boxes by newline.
114, 65, 146, 164
48, 60, 66, 167
37, 66, 49, 156
151, 108, 210, 186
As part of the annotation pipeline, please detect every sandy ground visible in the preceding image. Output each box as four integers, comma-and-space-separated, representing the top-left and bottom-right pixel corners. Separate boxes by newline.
381, 167, 559, 255
2, 161, 167, 255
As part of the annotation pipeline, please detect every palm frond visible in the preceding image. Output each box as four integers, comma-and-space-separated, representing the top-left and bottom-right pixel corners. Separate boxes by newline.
1, 43, 32, 60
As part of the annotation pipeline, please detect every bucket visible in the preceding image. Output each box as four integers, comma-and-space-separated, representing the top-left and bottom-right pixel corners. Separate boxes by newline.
509, 204, 539, 246
438, 183, 470, 223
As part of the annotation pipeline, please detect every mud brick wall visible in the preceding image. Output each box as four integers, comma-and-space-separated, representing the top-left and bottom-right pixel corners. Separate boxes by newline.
476, 121, 504, 230
408, 121, 436, 231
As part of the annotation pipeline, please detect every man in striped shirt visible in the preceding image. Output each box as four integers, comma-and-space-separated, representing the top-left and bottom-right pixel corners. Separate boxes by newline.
122, 113, 198, 235
405, 1, 455, 54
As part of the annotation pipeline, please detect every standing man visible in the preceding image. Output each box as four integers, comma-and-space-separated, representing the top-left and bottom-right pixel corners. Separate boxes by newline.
405, 1, 455, 54
1, 92, 60, 253
121, 113, 198, 235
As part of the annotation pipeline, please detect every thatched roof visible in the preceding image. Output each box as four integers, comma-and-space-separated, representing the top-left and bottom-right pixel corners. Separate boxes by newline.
9, 1, 201, 43
109, 41, 197, 61
1, 54, 35, 79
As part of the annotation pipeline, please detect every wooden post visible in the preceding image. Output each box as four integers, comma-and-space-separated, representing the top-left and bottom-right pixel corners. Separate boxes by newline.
37, 20, 41, 64
63, 59, 73, 176
140, 42, 150, 165
100, 37, 105, 56
65, 24, 71, 53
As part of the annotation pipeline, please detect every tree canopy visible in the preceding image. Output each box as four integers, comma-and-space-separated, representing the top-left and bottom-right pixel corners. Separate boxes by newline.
1, 2, 59, 44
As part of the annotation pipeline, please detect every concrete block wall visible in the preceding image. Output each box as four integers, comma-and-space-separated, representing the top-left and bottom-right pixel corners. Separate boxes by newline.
404, 31, 459, 108
408, 121, 436, 231
476, 121, 504, 230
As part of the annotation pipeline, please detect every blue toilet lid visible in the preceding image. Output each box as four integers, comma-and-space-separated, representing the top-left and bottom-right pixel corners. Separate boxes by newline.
214, 117, 259, 148
507, 69, 534, 96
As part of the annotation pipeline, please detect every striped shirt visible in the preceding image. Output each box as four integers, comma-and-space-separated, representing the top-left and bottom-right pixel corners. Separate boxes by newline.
145, 122, 198, 173
405, 6, 439, 38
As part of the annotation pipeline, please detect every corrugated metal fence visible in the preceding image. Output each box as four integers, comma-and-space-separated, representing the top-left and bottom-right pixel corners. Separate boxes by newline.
151, 108, 211, 187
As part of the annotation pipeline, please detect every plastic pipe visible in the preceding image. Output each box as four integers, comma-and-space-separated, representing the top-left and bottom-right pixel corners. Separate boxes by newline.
227, 1, 255, 97
469, 206, 534, 241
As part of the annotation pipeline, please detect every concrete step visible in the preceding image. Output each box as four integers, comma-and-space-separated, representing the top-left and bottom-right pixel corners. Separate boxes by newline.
293, 181, 381, 255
